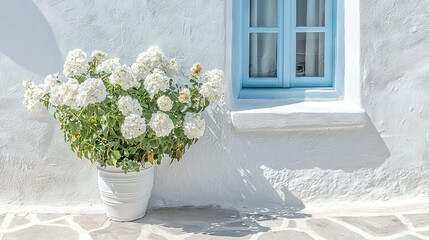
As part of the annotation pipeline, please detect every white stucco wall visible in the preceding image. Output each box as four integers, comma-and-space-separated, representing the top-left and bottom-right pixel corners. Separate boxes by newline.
1, 0, 429, 211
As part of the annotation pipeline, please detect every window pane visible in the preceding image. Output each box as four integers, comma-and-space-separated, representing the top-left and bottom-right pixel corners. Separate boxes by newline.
250, 0, 278, 27
296, 0, 325, 27
296, 32, 325, 77
249, 33, 277, 78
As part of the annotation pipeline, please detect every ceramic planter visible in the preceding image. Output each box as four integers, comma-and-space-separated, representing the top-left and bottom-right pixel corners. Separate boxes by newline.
97, 165, 154, 221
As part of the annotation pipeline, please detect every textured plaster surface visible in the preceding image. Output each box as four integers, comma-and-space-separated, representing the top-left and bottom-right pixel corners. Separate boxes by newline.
0, 0, 429, 210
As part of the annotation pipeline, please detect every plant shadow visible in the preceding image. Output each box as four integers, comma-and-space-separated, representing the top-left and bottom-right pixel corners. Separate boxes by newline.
132, 206, 310, 237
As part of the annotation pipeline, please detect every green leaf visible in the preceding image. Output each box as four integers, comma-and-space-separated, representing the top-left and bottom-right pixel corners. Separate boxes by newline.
112, 150, 121, 160
124, 149, 129, 157
129, 147, 137, 154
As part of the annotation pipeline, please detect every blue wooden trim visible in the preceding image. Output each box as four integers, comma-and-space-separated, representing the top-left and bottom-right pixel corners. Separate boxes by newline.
242, 0, 250, 87
239, 87, 341, 100
283, 0, 293, 88
278, 0, 285, 88
232, 0, 242, 98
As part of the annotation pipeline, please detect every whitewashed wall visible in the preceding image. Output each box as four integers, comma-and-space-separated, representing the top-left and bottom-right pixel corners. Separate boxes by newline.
1, 0, 429, 211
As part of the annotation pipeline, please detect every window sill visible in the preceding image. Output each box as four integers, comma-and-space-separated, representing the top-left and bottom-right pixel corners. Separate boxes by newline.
230, 101, 366, 132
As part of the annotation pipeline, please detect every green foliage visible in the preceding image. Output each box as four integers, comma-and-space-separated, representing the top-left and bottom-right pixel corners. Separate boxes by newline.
42, 59, 212, 173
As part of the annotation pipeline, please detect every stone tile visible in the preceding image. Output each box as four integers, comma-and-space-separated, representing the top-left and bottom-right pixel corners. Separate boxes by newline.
393, 235, 424, 240
3, 225, 79, 240
404, 213, 429, 228
50, 219, 68, 225
288, 220, 297, 228
37, 213, 66, 221
140, 206, 264, 237
90, 221, 142, 240
73, 214, 107, 231
186, 233, 252, 240
148, 233, 168, 240
245, 213, 283, 228
142, 207, 241, 228
8, 216, 30, 228
258, 230, 313, 240
417, 230, 429, 236
307, 219, 367, 240
336, 215, 407, 237
0, 214, 5, 225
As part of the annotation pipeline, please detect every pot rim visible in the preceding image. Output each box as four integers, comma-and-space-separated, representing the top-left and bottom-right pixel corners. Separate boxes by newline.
96, 164, 153, 173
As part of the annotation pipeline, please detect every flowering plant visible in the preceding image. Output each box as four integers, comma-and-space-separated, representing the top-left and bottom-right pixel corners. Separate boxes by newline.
23, 47, 225, 172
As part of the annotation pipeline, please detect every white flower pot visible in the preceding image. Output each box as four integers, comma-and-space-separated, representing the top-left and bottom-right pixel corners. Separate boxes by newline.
97, 165, 154, 221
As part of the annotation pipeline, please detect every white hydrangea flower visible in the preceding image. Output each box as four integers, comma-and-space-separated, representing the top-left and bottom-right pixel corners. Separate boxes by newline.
109, 65, 139, 90
60, 78, 80, 109
42, 73, 61, 93
200, 69, 225, 103
23, 80, 45, 114
183, 112, 206, 139
136, 46, 169, 70
178, 88, 191, 103
190, 62, 204, 77
131, 62, 150, 80
77, 78, 107, 107
149, 111, 174, 137
49, 83, 63, 107
157, 95, 173, 112
63, 49, 88, 78
164, 58, 178, 78
143, 68, 170, 96
120, 114, 146, 139
117, 95, 142, 117
96, 57, 121, 74
91, 50, 107, 63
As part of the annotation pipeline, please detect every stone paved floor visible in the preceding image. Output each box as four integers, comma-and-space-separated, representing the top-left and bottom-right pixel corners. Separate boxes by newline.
1, 205, 429, 240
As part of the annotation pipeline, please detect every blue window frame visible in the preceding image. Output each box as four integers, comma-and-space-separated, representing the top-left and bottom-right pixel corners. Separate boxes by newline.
232, 0, 344, 99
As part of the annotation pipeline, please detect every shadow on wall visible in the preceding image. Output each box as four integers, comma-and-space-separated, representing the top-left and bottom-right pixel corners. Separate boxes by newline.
193, 107, 389, 209
0, 0, 63, 75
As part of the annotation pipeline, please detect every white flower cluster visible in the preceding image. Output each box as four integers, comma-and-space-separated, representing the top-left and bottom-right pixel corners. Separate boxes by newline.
178, 88, 191, 103
200, 69, 225, 103
23, 81, 45, 114
109, 65, 140, 90
77, 78, 107, 107
48, 78, 107, 109
190, 62, 204, 77
131, 62, 150, 81
91, 50, 107, 63
51, 78, 80, 109
42, 73, 61, 93
117, 96, 142, 116
63, 49, 88, 78
157, 95, 173, 112
183, 112, 206, 139
136, 46, 177, 78
144, 68, 170, 96
149, 112, 175, 137
121, 114, 147, 140
96, 57, 121, 74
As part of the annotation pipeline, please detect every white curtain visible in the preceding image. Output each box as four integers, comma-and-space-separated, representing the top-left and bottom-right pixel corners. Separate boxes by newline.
303, 0, 325, 77
249, 0, 277, 78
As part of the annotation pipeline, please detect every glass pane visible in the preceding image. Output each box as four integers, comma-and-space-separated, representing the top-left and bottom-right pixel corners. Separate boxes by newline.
297, 0, 325, 26
249, 33, 277, 78
296, 32, 325, 77
250, 0, 278, 27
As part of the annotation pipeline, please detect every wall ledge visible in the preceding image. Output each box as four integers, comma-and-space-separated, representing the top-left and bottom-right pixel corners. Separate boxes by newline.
230, 101, 366, 132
